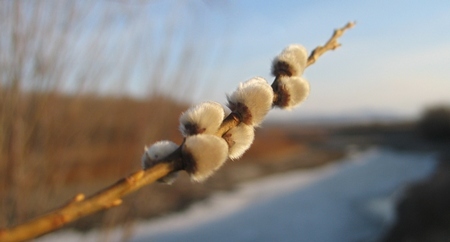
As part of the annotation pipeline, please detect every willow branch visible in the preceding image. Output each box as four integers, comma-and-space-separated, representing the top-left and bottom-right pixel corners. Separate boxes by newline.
0, 164, 172, 242
0, 21, 355, 242
306, 21, 355, 67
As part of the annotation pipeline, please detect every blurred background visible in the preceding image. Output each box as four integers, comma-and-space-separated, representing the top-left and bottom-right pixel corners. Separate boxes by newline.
1, 0, 450, 241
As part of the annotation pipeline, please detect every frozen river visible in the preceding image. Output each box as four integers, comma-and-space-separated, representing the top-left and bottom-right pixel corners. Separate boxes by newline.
39, 148, 438, 242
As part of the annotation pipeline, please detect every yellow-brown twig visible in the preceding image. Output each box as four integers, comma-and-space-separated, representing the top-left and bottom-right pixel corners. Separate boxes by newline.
0, 163, 171, 242
307, 21, 356, 67
0, 22, 355, 242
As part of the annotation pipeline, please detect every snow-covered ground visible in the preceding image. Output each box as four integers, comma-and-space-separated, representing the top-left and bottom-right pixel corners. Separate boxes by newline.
39, 148, 438, 242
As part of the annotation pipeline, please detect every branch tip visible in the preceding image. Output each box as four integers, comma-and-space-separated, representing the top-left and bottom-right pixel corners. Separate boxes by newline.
306, 21, 355, 67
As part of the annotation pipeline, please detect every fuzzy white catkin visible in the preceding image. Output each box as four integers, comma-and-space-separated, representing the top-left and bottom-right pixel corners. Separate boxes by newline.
240, 76, 267, 87
272, 44, 308, 77
276, 76, 310, 110
141, 141, 178, 169
179, 101, 225, 137
141, 140, 179, 184
182, 134, 229, 182
227, 77, 274, 126
224, 124, 255, 160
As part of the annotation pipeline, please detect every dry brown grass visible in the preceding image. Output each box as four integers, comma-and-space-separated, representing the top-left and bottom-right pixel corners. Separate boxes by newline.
0, 90, 187, 228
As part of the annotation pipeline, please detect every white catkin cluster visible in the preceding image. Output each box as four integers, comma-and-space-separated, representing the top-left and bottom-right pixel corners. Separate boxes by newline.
142, 44, 310, 183
271, 44, 310, 109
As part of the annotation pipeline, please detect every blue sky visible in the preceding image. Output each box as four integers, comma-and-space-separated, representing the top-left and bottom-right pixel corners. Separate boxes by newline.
189, 0, 450, 121
13, 0, 450, 121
